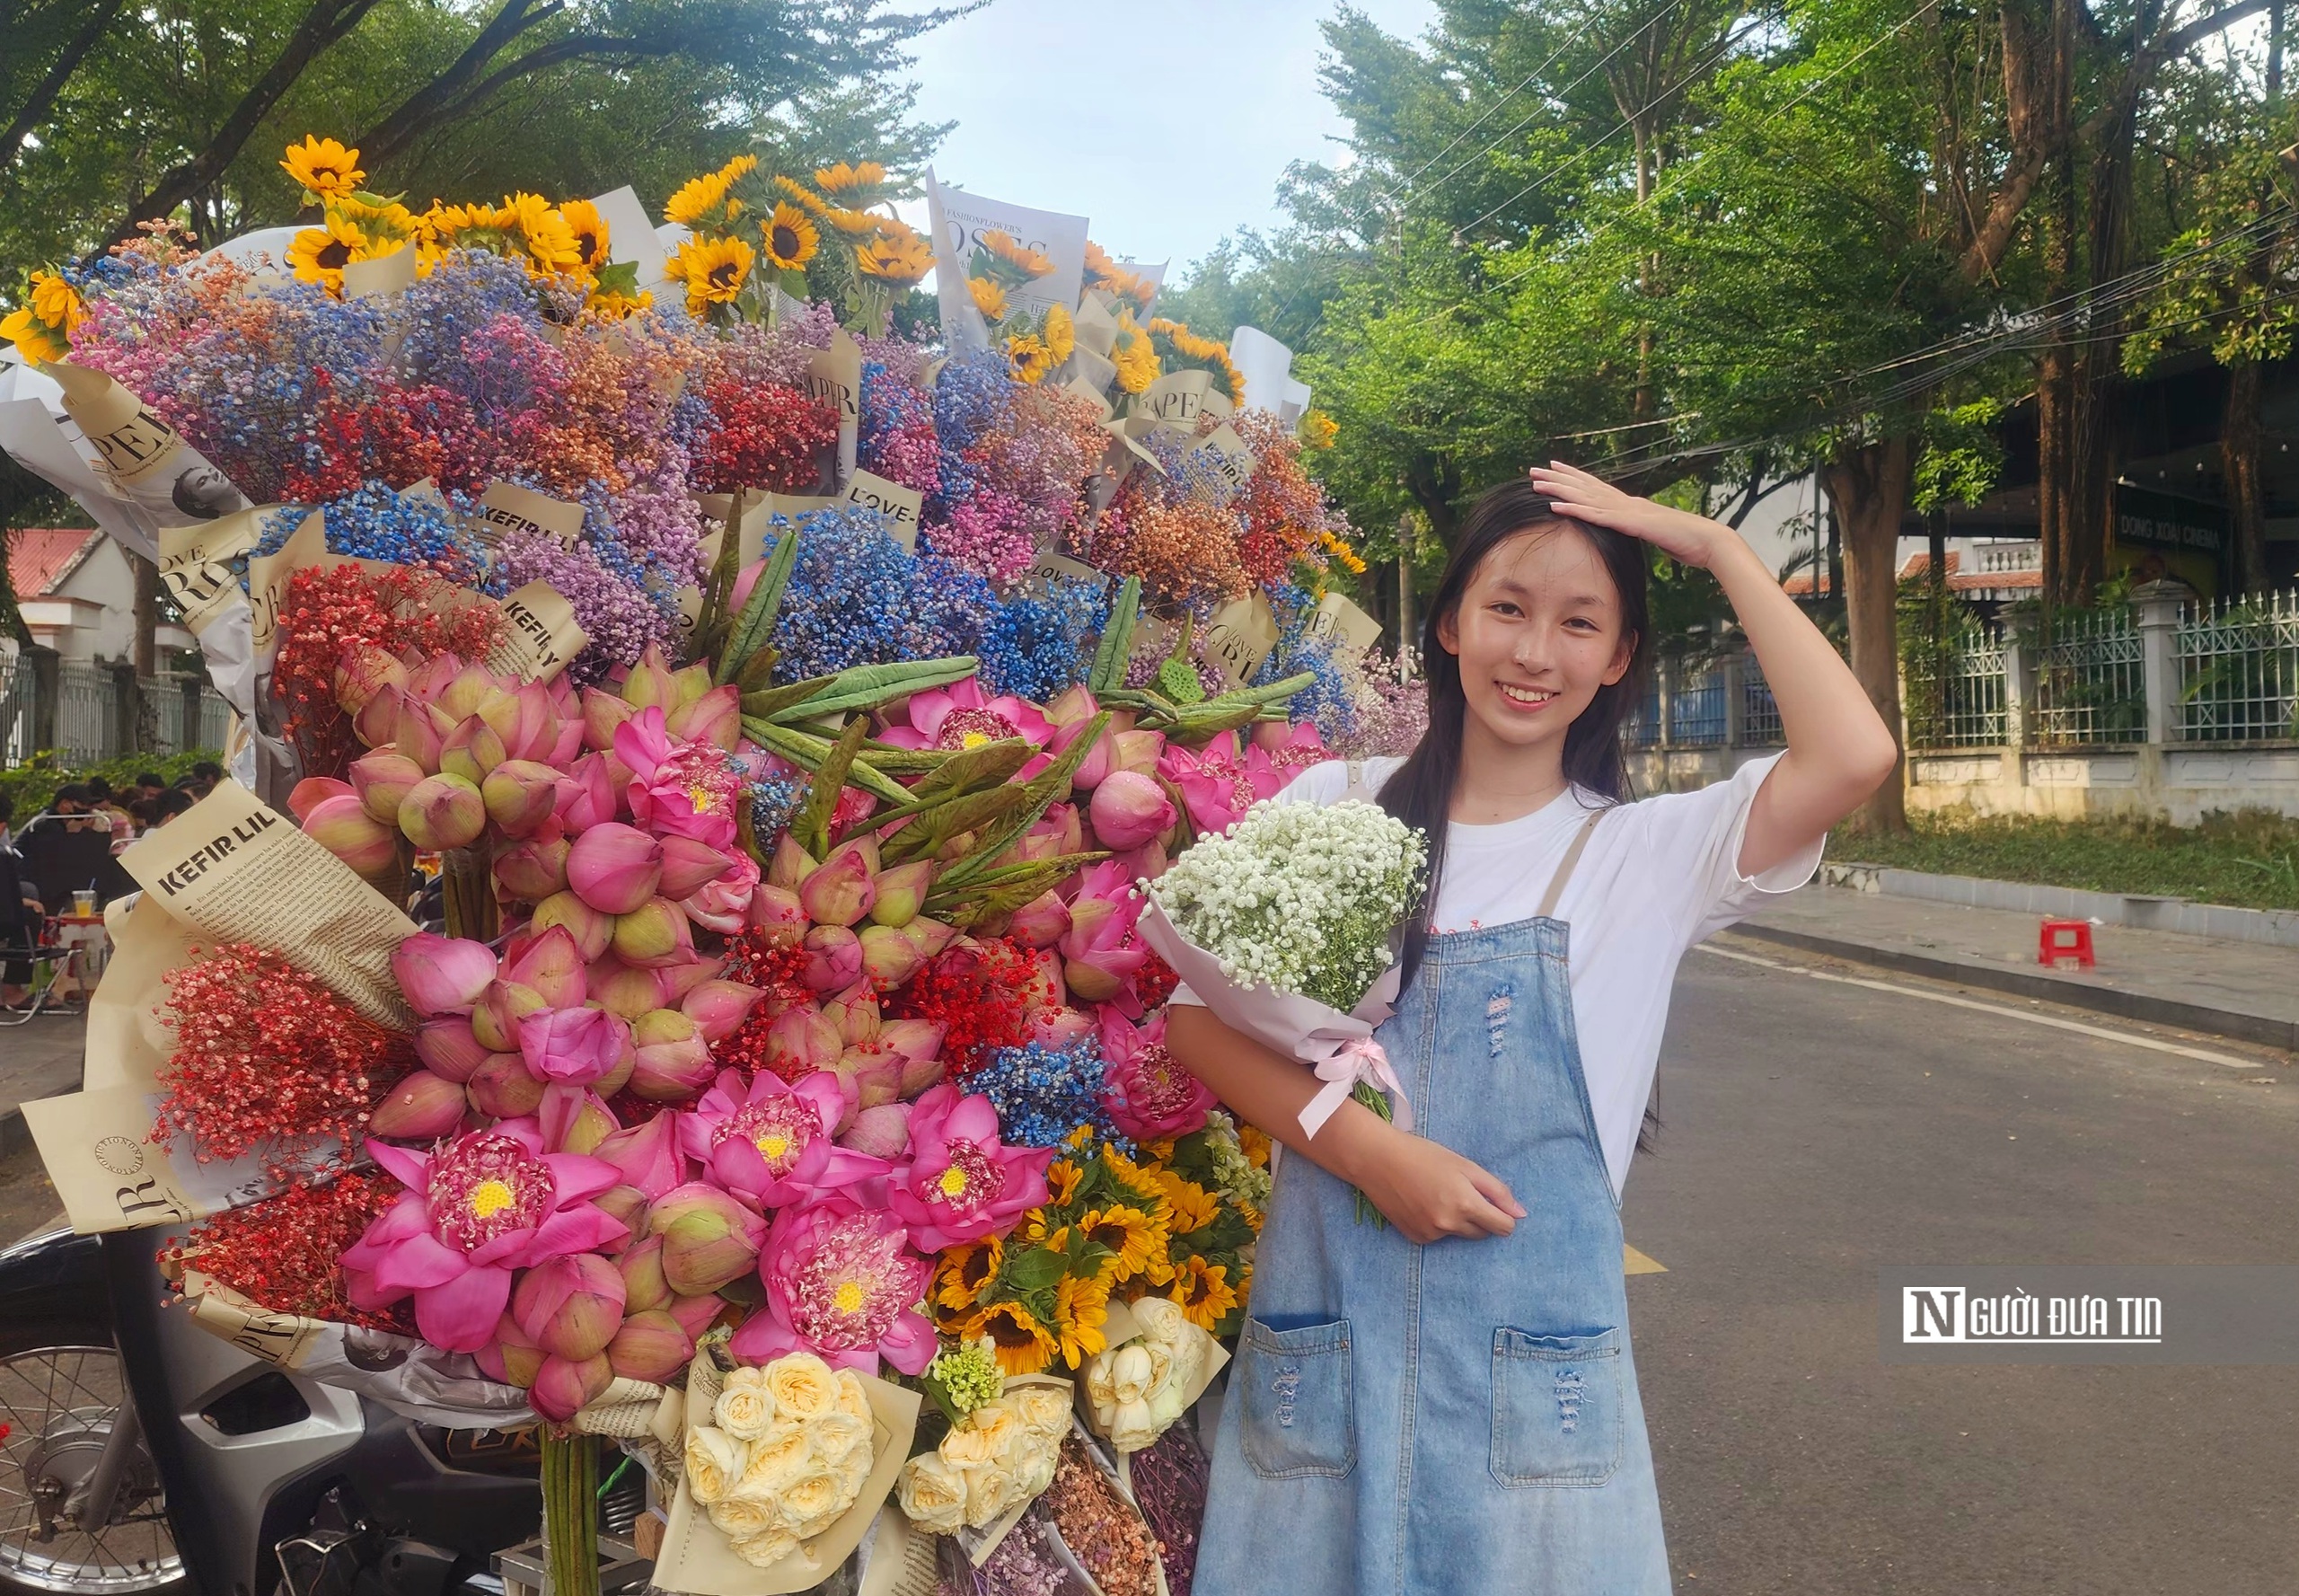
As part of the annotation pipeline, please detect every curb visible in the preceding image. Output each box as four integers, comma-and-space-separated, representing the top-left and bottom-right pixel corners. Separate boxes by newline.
1728, 921, 2299, 1054
1824, 862, 2299, 949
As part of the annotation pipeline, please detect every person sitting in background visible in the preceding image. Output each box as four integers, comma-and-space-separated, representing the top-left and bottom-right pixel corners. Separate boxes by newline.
189, 761, 224, 798
152, 789, 194, 825
134, 772, 167, 804
20, 785, 103, 840
0, 793, 15, 853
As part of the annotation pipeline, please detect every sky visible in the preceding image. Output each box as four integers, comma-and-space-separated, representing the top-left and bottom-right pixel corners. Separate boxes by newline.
894, 0, 1440, 281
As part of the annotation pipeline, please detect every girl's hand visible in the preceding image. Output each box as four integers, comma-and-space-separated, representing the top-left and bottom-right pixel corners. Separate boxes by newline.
1529, 460, 1729, 569
1337, 1115, 1527, 1245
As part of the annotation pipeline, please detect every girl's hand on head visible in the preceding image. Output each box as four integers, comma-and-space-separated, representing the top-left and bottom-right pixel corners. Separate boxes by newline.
1529, 460, 1729, 569
1339, 1115, 1527, 1245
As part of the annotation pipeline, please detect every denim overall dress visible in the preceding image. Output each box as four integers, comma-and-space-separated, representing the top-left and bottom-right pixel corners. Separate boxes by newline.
1196, 798, 1672, 1595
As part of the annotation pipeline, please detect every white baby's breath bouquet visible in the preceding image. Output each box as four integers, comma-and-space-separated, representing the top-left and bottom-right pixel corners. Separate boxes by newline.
1140, 798, 1427, 1220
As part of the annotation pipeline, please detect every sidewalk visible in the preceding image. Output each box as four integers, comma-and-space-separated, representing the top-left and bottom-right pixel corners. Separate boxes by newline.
1736, 884, 2299, 1052
0, 1011, 84, 1157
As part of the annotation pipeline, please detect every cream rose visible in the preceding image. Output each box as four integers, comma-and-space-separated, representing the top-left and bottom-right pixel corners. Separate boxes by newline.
714, 1367, 778, 1441
1009, 1385, 1073, 1442
1130, 1295, 1190, 1345
736, 1421, 815, 1498
774, 1467, 850, 1533
683, 1425, 741, 1504
962, 1458, 1021, 1527
707, 1494, 776, 1540
832, 1368, 872, 1423
1011, 1441, 1056, 1502
963, 1398, 1022, 1459
1103, 1397, 1161, 1453
832, 1443, 872, 1501
763, 1354, 839, 1422
897, 1452, 969, 1535
940, 1421, 1000, 1468
807, 1411, 872, 1470
729, 1529, 797, 1570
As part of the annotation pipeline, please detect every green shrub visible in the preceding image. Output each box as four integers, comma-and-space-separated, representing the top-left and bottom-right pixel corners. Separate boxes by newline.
0, 750, 224, 819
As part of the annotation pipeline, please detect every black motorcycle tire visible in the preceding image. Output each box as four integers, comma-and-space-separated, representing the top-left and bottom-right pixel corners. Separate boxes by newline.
0, 1307, 187, 1596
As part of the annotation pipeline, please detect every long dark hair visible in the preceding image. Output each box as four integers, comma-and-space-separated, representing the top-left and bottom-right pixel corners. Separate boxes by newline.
1379, 477, 1652, 992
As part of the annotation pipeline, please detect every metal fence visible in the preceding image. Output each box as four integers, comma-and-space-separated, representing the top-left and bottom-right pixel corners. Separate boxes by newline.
1741, 659, 1784, 744
0, 652, 234, 767
2176, 588, 2299, 742
2027, 606, 2145, 746
1669, 663, 1728, 745
1902, 622, 2008, 750
1625, 682, 1660, 749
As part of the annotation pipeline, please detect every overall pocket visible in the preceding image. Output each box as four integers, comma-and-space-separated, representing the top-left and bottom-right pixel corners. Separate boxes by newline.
1235, 1317, 1356, 1480
1490, 1326, 1624, 1487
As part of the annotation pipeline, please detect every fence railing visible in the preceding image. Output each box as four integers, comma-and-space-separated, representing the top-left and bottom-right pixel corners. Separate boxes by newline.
1620, 653, 1784, 752
2177, 590, 2299, 742
2027, 606, 2146, 746
0, 651, 235, 768
1904, 621, 2009, 749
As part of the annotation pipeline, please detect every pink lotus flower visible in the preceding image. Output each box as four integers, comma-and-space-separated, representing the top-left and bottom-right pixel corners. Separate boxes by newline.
503, 927, 586, 1010
730, 1197, 937, 1375
614, 707, 741, 851
666, 683, 740, 751
1060, 861, 1151, 1016
680, 1068, 884, 1211
1099, 1009, 1214, 1140
681, 978, 764, 1043
517, 1005, 632, 1088
1250, 718, 1331, 778
884, 1084, 1053, 1251
495, 835, 571, 902
303, 793, 399, 877
1159, 732, 1287, 838
350, 749, 427, 825
342, 1119, 629, 1354
567, 822, 665, 916
557, 753, 621, 833
682, 854, 758, 936
393, 933, 497, 1018
594, 1108, 688, 1199
876, 675, 1053, 753
1087, 770, 1174, 851
657, 835, 733, 901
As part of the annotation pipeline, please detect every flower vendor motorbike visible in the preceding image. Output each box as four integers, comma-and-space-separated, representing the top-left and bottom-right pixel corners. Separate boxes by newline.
0, 1224, 640, 1596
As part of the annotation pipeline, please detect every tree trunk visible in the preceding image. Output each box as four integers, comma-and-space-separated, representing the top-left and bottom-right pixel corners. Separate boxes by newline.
1405, 453, 1461, 551
2222, 357, 2266, 595
1821, 436, 1915, 831
0, 0, 126, 177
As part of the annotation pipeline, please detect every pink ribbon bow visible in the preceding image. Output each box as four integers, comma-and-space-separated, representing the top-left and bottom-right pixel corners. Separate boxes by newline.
1299, 1036, 1414, 1140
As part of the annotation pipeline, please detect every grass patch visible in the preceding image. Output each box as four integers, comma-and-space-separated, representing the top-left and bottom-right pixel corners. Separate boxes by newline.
1832, 808, 2299, 913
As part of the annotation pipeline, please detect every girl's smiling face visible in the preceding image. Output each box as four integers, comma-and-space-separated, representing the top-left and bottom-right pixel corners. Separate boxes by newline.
1436, 523, 1636, 752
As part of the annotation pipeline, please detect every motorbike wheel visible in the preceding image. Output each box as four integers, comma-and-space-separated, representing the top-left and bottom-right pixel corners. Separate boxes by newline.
0, 1316, 184, 1596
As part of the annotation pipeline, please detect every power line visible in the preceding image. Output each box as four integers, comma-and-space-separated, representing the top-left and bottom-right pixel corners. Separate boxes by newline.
1380, 19, 1614, 202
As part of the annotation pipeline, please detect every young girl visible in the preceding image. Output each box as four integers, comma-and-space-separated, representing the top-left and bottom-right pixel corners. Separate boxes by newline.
1168, 464, 1898, 1594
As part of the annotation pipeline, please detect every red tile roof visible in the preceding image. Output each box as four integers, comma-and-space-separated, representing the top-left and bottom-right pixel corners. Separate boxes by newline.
8, 527, 100, 598
1898, 550, 2043, 592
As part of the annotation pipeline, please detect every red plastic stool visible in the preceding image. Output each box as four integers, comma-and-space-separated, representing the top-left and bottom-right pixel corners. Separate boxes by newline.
2039, 919, 2095, 968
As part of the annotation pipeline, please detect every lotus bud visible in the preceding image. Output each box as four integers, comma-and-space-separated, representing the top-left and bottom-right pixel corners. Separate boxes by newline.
304, 794, 400, 879
367, 1070, 467, 1140
657, 835, 731, 901
558, 1094, 621, 1157
768, 833, 819, 892
482, 1317, 545, 1389
1112, 728, 1166, 776
880, 1018, 947, 1098
466, 1053, 547, 1118
824, 982, 882, 1047
558, 752, 619, 832
798, 842, 876, 927
1118, 836, 1169, 884
612, 898, 693, 969
480, 760, 561, 838
479, 681, 554, 763
1044, 683, 1098, 728
342, 753, 421, 829
1051, 713, 1114, 790
1088, 770, 1174, 851
435, 663, 502, 721
839, 1102, 913, 1160
665, 682, 740, 751
681, 979, 763, 1043
567, 822, 664, 915
336, 647, 409, 719
619, 643, 679, 710
503, 926, 587, 1010
594, 1183, 649, 1239
393, 933, 497, 1018
629, 1009, 714, 1101
838, 1046, 904, 1113
667, 1292, 723, 1338
529, 1353, 614, 1423
764, 1002, 841, 1076
404, 653, 462, 701
595, 1111, 686, 1200
531, 889, 612, 961
471, 981, 546, 1054
415, 1018, 492, 1082
903, 917, 957, 960
746, 885, 807, 948
1033, 1006, 1096, 1048
397, 773, 487, 851
606, 1310, 694, 1384
659, 956, 722, 1001
581, 686, 639, 752
494, 835, 570, 903
1025, 948, 1066, 1011
867, 860, 932, 928
618, 1235, 672, 1314
646, 1183, 767, 1295
385, 692, 445, 772
437, 713, 508, 787
800, 925, 862, 992
1006, 890, 1071, 949
516, 1003, 631, 1088
591, 958, 669, 1018
515, 1252, 628, 1362
857, 923, 924, 988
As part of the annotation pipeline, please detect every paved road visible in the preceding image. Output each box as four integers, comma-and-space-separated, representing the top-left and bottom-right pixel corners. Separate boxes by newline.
1625, 937, 2299, 1594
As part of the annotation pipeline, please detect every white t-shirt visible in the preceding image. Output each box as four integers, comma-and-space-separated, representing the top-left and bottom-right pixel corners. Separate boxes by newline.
1169, 752, 1824, 1199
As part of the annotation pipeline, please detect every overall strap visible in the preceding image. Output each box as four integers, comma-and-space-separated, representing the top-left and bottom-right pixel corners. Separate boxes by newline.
1341, 759, 1376, 804
1535, 806, 1608, 921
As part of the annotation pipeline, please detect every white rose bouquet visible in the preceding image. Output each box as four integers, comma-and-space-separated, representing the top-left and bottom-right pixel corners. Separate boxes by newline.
1083, 1295, 1224, 1453
896, 1383, 1068, 1538
683, 1354, 879, 1569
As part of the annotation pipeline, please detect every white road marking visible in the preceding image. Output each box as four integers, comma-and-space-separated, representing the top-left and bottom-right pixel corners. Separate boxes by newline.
1694, 941, 2269, 1071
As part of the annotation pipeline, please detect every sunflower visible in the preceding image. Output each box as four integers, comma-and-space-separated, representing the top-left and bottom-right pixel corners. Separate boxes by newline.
967, 276, 1009, 322
505, 192, 584, 278
1044, 1159, 1083, 1211
1300, 410, 1339, 451
280, 135, 364, 198
718, 153, 760, 184
856, 227, 931, 286
28, 271, 83, 333
669, 234, 754, 311
771, 174, 830, 218
288, 216, 369, 292
559, 198, 611, 273
586, 285, 653, 321
1043, 302, 1076, 366
0, 304, 64, 366
813, 160, 886, 197
1111, 316, 1158, 394
1170, 1256, 1238, 1331
824, 206, 878, 238
1076, 1204, 1172, 1285
1052, 1273, 1111, 1367
1154, 1172, 1220, 1239
934, 1234, 1005, 1312
974, 1299, 1058, 1377
1004, 332, 1054, 385
980, 229, 1054, 279
664, 170, 733, 229
1237, 1122, 1273, 1168
1083, 239, 1123, 290
329, 194, 419, 244
761, 201, 819, 270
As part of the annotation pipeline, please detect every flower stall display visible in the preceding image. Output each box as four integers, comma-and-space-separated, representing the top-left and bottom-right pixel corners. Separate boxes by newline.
3, 129, 1423, 1596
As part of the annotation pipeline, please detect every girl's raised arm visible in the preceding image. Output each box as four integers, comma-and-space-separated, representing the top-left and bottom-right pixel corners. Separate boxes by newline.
1528, 460, 1898, 877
